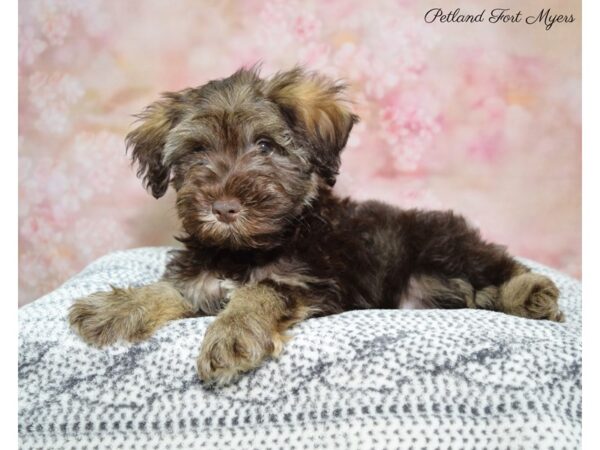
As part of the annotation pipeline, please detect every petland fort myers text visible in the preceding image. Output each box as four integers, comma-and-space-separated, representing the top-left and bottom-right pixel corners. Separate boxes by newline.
424, 8, 575, 31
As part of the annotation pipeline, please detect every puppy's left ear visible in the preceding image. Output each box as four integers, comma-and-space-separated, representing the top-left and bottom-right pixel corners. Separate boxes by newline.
266, 68, 359, 186
126, 90, 189, 198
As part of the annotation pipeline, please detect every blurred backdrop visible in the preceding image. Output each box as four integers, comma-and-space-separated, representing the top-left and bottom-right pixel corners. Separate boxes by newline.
18, 0, 581, 305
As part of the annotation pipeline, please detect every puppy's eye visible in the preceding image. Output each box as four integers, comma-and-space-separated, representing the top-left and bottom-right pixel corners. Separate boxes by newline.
192, 145, 205, 153
256, 139, 275, 155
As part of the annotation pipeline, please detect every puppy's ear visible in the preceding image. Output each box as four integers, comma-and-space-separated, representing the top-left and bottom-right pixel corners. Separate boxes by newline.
126, 91, 189, 198
266, 68, 359, 186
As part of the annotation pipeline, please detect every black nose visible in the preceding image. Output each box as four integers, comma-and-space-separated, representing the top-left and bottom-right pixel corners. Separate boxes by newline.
212, 199, 241, 223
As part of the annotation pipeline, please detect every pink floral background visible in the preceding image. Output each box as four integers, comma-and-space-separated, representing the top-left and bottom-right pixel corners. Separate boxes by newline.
18, 0, 581, 306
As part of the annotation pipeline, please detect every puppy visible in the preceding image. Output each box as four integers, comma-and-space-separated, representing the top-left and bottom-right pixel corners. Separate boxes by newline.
69, 67, 563, 385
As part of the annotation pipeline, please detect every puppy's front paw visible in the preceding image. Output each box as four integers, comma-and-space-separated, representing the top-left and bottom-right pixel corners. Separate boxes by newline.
69, 283, 193, 347
197, 313, 287, 386
69, 292, 125, 347
68, 289, 155, 347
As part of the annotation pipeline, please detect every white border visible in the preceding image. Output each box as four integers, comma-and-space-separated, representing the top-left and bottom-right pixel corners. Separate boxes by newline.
2, 0, 18, 448
7, 0, 591, 448
582, 0, 598, 447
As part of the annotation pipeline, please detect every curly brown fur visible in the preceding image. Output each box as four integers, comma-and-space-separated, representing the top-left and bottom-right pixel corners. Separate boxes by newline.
69, 66, 563, 385
197, 283, 315, 386
68, 282, 194, 347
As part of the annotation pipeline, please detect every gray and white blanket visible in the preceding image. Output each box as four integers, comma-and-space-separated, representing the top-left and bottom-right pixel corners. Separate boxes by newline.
18, 247, 581, 449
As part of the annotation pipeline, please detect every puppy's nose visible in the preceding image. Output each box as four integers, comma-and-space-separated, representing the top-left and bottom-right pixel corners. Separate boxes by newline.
212, 199, 241, 223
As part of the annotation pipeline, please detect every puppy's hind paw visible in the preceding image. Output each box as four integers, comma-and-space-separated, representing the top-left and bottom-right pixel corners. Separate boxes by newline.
499, 273, 564, 322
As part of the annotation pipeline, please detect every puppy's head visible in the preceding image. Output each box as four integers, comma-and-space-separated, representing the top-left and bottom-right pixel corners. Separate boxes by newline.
126, 67, 358, 249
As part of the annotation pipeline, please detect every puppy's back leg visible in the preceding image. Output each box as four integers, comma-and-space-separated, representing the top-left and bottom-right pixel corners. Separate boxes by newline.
69, 281, 195, 347
400, 269, 563, 322
476, 268, 563, 322
399, 210, 564, 322
400, 271, 563, 322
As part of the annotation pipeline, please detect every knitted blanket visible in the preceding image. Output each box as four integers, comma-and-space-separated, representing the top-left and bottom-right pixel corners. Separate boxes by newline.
18, 247, 582, 449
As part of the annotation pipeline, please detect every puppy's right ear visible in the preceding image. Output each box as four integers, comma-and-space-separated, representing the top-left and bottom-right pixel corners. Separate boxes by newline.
126, 91, 188, 198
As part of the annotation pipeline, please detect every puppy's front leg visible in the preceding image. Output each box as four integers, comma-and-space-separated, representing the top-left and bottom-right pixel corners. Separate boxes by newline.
69, 281, 195, 347
197, 283, 309, 385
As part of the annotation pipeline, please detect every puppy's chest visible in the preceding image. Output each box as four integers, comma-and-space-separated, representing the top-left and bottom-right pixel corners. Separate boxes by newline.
179, 272, 239, 315
178, 259, 320, 315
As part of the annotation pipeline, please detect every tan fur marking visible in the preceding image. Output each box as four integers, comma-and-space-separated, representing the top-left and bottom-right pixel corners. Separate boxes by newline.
267, 68, 356, 153
68, 282, 194, 347
473, 286, 499, 309
274, 77, 349, 128
197, 283, 312, 385
498, 273, 564, 322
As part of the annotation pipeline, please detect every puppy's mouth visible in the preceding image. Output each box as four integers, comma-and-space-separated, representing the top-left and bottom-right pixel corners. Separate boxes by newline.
194, 205, 285, 250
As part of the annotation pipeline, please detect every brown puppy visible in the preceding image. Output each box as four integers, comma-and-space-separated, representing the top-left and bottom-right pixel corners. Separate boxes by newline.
69, 67, 563, 386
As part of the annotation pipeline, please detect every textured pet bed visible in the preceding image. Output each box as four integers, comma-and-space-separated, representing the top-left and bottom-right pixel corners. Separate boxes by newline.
18, 247, 581, 449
